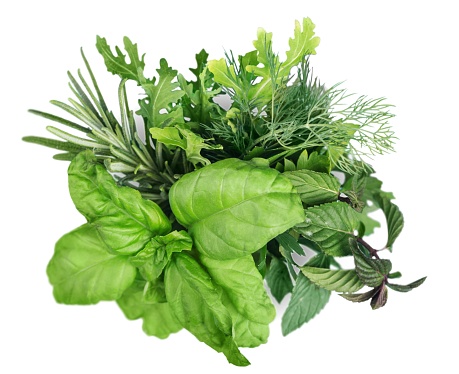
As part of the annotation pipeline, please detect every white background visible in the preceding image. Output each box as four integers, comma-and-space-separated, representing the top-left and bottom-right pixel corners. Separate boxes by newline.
2, 0, 457, 372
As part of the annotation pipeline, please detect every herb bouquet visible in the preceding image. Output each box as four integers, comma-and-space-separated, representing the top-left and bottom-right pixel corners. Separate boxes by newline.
24, 18, 425, 366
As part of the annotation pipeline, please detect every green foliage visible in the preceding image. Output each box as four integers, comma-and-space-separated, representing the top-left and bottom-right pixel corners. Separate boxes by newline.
25, 16, 426, 367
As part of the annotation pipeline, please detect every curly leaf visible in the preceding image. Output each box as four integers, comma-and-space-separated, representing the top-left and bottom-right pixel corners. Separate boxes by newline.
301, 267, 364, 293
138, 58, 185, 128
165, 252, 249, 366
295, 201, 360, 256
283, 169, 340, 206
96, 36, 145, 82
68, 151, 171, 255
169, 158, 304, 260
47, 224, 136, 305
281, 273, 330, 336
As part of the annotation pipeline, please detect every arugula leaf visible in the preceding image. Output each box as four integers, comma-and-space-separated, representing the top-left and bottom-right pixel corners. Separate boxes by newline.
284, 169, 340, 206
301, 267, 364, 293
201, 255, 276, 347
117, 279, 182, 339
165, 252, 250, 366
281, 273, 330, 336
265, 257, 293, 303
296, 150, 331, 173
68, 150, 171, 255
96, 36, 145, 82
138, 58, 185, 128
169, 158, 304, 260
295, 201, 360, 256
47, 224, 136, 304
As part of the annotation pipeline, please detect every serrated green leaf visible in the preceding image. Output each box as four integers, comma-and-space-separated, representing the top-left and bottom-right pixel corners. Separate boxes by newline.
117, 280, 182, 339
170, 158, 304, 260
387, 277, 427, 292
281, 273, 330, 336
374, 194, 404, 249
200, 255, 275, 348
284, 169, 340, 206
138, 58, 185, 128
350, 239, 392, 287
296, 202, 360, 256
207, 58, 243, 97
47, 224, 136, 305
301, 267, 364, 293
265, 257, 293, 303
165, 253, 249, 366
96, 36, 145, 82
297, 150, 331, 173
68, 151, 171, 255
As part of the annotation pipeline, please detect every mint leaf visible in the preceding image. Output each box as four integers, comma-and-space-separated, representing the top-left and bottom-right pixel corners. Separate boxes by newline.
169, 158, 304, 260
301, 267, 364, 293
117, 280, 182, 339
265, 257, 293, 303
284, 169, 340, 206
96, 36, 145, 82
387, 277, 427, 292
282, 273, 330, 336
68, 151, 171, 255
374, 194, 404, 249
47, 224, 136, 304
295, 201, 361, 256
276, 232, 305, 256
370, 285, 388, 310
165, 252, 250, 366
340, 288, 379, 303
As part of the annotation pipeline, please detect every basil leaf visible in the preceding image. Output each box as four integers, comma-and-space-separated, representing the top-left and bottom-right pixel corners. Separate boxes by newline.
117, 280, 182, 339
200, 255, 276, 347
169, 158, 304, 260
282, 273, 330, 336
165, 252, 250, 366
68, 151, 171, 255
47, 224, 136, 304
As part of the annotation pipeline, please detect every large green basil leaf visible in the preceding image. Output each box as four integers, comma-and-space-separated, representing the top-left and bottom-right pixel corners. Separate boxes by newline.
169, 158, 304, 260
117, 279, 182, 339
68, 150, 171, 254
165, 252, 249, 366
47, 224, 136, 304
200, 255, 276, 347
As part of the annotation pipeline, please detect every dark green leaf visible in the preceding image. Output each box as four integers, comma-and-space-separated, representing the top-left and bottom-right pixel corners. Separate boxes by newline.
388, 271, 402, 279
276, 232, 305, 256
165, 252, 249, 366
47, 224, 136, 305
387, 277, 427, 292
170, 158, 304, 260
297, 150, 331, 173
265, 257, 293, 303
284, 169, 340, 206
371, 286, 388, 310
301, 267, 364, 293
339, 288, 379, 302
374, 194, 404, 249
282, 273, 330, 336
296, 202, 360, 256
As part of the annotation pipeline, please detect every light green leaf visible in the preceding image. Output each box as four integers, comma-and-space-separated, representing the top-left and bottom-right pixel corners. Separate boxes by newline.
207, 58, 243, 97
165, 252, 249, 366
68, 151, 171, 255
295, 201, 360, 256
96, 36, 145, 82
169, 158, 304, 260
301, 267, 364, 293
350, 239, 392, 287
137, 58, 185, 128
117, 280, 182, 339
47, 224, 136, 305
297, 150, 331, 173
281, 273, 330, 336
284, 169, 340, 206
265, 257, 293, 303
